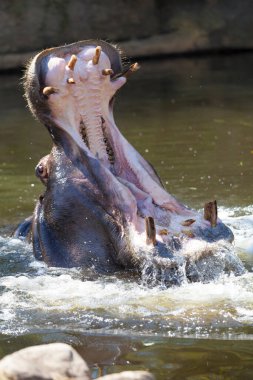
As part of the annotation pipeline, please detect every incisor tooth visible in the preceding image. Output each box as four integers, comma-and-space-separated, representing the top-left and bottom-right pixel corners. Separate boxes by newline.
102, 69, 114, 76
92, 46, 101, 65
42, 86, 58, 96
67, 54, 77, 70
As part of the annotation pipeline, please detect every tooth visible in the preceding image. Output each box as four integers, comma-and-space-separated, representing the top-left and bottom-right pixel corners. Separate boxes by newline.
130, 62, 140, 72
92, 46, 101, 65
181, 219, 195, 227
67, 78, 75, 84
159, 229, 168, 236
102, 68, 114, 76
67, 54, 77, 70
204, 200, 217, 227
182, 230, 195, 238
145, 216, 157, 246
124, 62, 140, 77
42, 86, 58, 96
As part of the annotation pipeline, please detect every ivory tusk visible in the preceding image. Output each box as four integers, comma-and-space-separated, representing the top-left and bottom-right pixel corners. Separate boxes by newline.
204, 200, 217, 227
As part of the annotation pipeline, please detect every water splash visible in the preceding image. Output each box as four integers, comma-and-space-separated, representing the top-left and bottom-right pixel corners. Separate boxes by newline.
221, 205, 253, 256
0, 205, 253, 339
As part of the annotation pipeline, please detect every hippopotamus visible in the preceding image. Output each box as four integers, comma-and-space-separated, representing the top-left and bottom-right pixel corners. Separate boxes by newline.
13, 40, 244, 285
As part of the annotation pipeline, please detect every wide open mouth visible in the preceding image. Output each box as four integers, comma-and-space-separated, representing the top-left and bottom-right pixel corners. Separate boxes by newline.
30, 42, 233, 250
43, 45, 128, 163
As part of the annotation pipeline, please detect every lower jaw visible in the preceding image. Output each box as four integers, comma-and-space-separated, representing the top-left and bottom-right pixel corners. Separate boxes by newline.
78, 128, 202, 245
66, 110, 223, 248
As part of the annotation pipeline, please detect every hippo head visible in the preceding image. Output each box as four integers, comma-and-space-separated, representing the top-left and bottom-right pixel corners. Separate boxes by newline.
21, 40, 244, 284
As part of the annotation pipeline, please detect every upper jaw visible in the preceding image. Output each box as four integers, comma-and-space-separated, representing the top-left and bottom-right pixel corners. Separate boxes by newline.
23, 39, 129, 149
24, 40, 127, 161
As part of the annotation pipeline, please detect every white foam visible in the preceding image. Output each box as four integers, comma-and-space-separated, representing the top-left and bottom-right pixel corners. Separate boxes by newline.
219, 206, 253, 254
0, 205, 253, 338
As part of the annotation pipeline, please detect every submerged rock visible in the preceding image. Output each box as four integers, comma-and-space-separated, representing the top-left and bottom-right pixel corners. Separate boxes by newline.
0, 343, 154, 380
97, 372, 154, 380
0, 343, 90, 380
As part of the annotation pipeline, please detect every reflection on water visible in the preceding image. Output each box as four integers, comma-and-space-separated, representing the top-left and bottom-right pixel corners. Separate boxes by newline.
1, 54, 253, 379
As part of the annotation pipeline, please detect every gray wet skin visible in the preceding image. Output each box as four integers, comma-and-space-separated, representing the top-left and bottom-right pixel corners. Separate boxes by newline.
14, 40, 244, 283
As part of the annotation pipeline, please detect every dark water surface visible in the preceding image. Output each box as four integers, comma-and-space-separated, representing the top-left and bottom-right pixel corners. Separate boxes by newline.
0, 54, 253, 379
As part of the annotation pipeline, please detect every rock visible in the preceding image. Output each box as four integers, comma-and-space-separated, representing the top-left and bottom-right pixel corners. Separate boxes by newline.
0, 51, 38, 71
0, 0, 158, 55
119, 33, 209, 58
97, 371, 155, 380
0, 344, 155, 380
0, 343, 90, 380
1, 0, 253, 70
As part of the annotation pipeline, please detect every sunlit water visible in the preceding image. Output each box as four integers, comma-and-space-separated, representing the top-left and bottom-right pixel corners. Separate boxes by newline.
1, 54, 253, 379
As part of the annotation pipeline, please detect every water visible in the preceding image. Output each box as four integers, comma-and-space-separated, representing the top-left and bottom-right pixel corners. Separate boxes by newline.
1, 54, 253, 379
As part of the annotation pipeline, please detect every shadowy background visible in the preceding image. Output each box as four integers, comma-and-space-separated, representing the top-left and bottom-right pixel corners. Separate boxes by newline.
1, 0, 253, 70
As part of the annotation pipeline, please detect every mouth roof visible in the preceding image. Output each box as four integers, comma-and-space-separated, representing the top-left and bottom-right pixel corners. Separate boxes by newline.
24, 40, 139, 169
23, 40, 130, 135
39, 44, 130, 167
